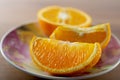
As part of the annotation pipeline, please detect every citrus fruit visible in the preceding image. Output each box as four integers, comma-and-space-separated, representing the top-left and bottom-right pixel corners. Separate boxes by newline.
30, 37, 101, 75
50, 23, 111, 49
37, 6, 92, 36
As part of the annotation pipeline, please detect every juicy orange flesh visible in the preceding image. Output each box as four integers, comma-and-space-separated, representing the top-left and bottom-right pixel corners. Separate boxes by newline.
43, 8, 60, 23
68, 10, 86, 25
80, 47, 101, 72
53, 28, 106, 43
43, 9, 86, 25
74, 48, 101, 74
32, 38, 95, 69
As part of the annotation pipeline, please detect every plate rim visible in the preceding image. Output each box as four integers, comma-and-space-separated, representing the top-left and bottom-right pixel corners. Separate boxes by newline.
0, 23, 120, 80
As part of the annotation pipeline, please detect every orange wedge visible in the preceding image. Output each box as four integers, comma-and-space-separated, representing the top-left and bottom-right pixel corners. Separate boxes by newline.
50, 23, 111, 49
38, 6, 92, 36
30, 37, 101, 75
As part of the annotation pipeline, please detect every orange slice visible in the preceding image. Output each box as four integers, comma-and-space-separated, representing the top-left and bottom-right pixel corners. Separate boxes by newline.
50, 23, 111, 49
30, 37, 101, 75
38, 6, 92, 36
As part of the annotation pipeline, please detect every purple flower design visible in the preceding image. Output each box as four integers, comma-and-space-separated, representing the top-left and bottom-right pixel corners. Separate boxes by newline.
2, 30, 31, 63
96, 35, 120, 67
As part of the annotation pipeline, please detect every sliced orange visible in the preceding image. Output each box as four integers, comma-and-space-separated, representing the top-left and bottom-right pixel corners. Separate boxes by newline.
38, 6, 92, 36
30, 37, 101, 75
50, 23, 111, 49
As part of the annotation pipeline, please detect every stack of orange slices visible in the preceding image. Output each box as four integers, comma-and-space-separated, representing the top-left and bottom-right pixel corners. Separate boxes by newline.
30, 6, 111, 75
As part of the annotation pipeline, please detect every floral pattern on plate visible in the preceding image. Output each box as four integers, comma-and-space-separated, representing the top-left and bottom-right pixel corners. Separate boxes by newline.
1, 23, 120, 79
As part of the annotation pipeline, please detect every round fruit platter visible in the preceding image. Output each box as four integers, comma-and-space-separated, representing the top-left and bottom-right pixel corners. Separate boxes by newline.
0, 22, 120, 80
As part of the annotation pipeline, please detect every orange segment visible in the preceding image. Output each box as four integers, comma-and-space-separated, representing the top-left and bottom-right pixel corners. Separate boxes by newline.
30, 37, 101, 75
50, 23, 111, 49
38, 6, 92, 36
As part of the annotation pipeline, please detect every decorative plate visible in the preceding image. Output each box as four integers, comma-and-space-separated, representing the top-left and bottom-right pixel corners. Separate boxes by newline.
1, 23, 120, 80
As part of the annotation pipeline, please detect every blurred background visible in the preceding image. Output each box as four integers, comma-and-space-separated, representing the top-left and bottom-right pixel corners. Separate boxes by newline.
0, 0, 120, 80
0, 0, 120, 37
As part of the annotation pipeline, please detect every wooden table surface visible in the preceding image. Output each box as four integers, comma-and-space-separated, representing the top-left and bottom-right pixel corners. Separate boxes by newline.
0, 0, 120, 80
